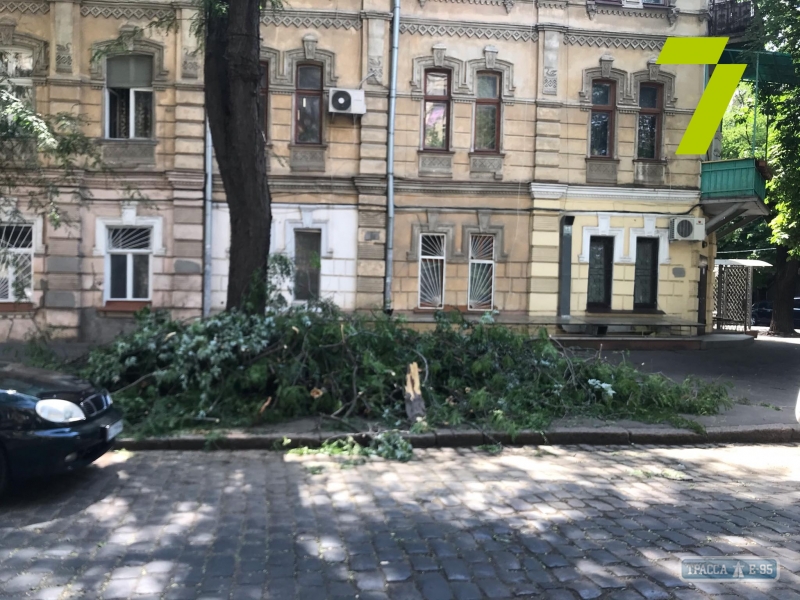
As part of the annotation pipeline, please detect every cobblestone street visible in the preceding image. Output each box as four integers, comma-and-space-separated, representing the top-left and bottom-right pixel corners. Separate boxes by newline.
1, 445, 800, 600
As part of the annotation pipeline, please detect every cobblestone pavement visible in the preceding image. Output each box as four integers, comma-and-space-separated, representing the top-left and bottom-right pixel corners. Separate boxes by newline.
2, 445, 800, 600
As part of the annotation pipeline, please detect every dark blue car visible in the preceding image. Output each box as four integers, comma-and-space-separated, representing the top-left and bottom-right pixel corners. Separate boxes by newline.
752, 298, 800, 328
0, 362, 123, 495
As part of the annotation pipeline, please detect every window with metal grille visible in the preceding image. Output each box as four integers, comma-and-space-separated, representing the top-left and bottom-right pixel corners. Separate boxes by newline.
107, 227, 151, 300
0, 223, 33, 302
587, 236, 613, 310
106, 55, 154, 139
468, 234, 495, 311
634, 237, 658, 309
294, 230, 321, 301
418, 233, 446, 309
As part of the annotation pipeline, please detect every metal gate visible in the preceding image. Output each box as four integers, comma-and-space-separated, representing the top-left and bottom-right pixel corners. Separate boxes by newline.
713, 264, 751, 331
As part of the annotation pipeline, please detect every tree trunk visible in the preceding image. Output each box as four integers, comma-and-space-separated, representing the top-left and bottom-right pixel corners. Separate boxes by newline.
205, 0, 271, 312
769, 246, 799, 336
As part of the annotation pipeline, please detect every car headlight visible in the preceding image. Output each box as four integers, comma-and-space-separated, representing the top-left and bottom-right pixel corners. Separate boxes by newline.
106, 393, 113, 406
35, 399, 86, 423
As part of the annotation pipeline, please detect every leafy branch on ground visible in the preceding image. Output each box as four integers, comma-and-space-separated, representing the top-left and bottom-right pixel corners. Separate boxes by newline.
32, 262, 733, 440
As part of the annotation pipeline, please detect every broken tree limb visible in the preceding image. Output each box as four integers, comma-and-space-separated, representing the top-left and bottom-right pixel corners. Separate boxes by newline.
404, 362, 426, 422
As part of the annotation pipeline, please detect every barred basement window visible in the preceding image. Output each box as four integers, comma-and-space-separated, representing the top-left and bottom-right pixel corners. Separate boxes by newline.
418, 233, 446, 309
107, 227, 151, 300
468, 234, 495, 311
294, 230, 321, 301
0, 224, 33, 302
106, 55, 154, 139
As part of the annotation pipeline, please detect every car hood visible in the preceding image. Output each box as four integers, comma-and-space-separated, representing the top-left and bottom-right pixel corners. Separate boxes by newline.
0, 361, 95, 400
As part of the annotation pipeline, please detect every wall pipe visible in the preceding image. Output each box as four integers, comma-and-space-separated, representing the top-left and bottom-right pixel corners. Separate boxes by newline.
202, 116, 213, 317
383, 0, 400, 313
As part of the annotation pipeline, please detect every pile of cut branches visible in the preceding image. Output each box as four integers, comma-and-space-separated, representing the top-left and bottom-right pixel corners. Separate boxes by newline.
66, 300, 731, 437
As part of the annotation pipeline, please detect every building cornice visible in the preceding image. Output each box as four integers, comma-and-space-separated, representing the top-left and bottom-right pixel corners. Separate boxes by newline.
530, 183, 700, 202
399, 17, 538, 42
268, 175, 358, 196
563, 29, 667, 51
0, 1, 47, 13
80, 2, 174, 20
396, 179, 532, 196
260, 8, 362, 30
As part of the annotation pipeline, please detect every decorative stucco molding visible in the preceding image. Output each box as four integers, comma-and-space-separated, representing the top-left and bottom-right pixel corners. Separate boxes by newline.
407, 211, 458, 262
90, 26, 169, 90
578, 214, 626, 264
460, 211, 509, 263
182, 49, 199, 79
56, 43, 72, 74
579, 54, 633, 109
631, 58, 678, 112
81, 3, 174, 21
417, 0, 515, 15
627, 216, 671, 264
564, 31, 666, 51
587, 0, 678, 23
399, 18, 537, 42
0, 2, 48, 14
260, 8, 362, 30
279, 35, 338, 89
465, 45, 515, 99
0, 18, 47, 77
411, 43, 470, 98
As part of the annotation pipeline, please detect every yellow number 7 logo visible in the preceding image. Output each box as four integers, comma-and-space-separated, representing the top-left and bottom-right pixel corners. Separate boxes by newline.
657, 37, 746, 155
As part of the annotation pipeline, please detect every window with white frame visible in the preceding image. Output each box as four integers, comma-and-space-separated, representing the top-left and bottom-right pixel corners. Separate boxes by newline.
418, 233, 446, 309
106, 55, 154, 139
106, 227, 151, 300
0, 48, 34, 114
0, 223, 32, 302
468, 234, 495, 311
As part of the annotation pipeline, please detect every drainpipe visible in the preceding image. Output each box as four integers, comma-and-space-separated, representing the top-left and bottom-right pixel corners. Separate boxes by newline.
202, 116, 213, 317
383, 0, 400, 313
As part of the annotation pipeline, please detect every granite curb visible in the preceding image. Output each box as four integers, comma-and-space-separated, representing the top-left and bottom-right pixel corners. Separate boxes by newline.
116, 423, 800, 451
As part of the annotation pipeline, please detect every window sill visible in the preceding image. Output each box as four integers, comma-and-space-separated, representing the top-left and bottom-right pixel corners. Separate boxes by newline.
586, 308, 665, 315
98, 139, 157, 167
100, 300, 151, 315
585, 157, 619, 185
289, 144, 327, 172
469, 152, 504, 180
413, 305, 497, 313
633, 159, 667, 186
418, 151, 454, 178
0, 302, 35, 313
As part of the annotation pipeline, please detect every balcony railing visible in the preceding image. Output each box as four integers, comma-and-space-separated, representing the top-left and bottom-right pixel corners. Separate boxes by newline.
710, 0, 754, 37
701, 158, 766, 202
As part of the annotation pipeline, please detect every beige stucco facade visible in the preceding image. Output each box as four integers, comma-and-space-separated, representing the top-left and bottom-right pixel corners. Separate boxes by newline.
0, 0, 717, 340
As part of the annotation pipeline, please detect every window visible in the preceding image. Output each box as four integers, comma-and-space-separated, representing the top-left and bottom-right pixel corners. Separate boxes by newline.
468, 234, 495, 311
295, 64, 322, 145
107, 227, 151, 300
587, 236, 613, 310
106, 55, 154, 139
0, 48, 34, 106
0, 224, 32, 302
474, 72, 501, 153
259, 61, 269, 138
590, 81, 615, 158
637, 84, 662, 160
423, 70, 450, 151
294, 230, 321, 301
634, 238, 659, 309
418, 233, 445, 309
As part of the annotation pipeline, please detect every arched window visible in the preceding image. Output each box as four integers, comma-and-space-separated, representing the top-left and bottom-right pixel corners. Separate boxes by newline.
295, 63, 323, 145
637, 83, 663, 160
590, 80, 615, 158
474, 72, 501, 153
423, 69, 450, 151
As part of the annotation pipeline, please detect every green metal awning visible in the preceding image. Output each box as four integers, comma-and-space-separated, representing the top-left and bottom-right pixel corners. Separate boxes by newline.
718, 49, 800, 86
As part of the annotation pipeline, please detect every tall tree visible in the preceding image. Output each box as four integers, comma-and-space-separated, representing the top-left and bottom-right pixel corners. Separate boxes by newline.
204, 0, 271, 312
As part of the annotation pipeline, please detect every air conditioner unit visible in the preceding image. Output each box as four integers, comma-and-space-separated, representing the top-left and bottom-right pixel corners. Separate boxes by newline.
669, 217, 706, 242
328, 89, 367, 115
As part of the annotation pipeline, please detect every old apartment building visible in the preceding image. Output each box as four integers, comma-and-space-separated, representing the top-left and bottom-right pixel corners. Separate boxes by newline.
0, 0, 768, 340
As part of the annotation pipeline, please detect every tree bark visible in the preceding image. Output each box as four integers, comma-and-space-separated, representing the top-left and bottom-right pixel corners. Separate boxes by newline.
205, 0, 271, 312
768, 246, 799, 336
